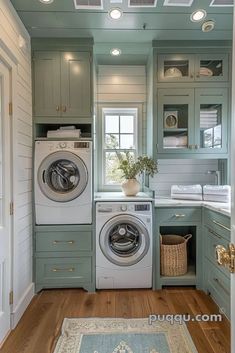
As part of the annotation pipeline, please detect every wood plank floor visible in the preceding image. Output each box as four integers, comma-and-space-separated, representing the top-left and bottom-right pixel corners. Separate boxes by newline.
0, 288, 230, 353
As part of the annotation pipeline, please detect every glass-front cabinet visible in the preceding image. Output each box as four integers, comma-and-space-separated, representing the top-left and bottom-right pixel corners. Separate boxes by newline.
158, 53, 228, 82
158, 89, 194, 152
157, 88, 228, 154
195, 88, 227, 153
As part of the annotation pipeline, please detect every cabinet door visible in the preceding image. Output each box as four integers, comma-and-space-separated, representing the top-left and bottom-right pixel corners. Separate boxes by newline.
194, 88, 228, 153
33, 51, 61, 117
158, 54, 195, 82
195, 54, 228, 82
61, 52, 91, 117
157, 89, 195, 153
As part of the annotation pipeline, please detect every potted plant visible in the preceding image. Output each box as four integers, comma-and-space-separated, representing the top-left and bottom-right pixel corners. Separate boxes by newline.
117, 151, 158, 196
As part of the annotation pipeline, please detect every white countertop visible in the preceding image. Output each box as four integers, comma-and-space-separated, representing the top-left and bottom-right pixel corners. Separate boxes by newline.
94, 193, 231, 217
94, 192, 153, 202
154, 197, 231, 217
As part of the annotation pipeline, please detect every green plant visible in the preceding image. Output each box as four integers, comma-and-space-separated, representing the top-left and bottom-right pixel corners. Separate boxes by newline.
117, 151, 158, 180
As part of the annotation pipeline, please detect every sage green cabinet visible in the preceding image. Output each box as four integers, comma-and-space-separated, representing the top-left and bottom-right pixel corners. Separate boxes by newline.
158, 53, 228, 82
203, 208, 231, 319
33, 51, 91, 118
34, 225, 95, 292
157, 87, 228, 154
154, 207, 202, 290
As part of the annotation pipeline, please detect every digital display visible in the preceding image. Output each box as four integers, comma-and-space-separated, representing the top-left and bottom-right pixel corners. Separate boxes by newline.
74, 142, 89, 148
135, 204, 150, 211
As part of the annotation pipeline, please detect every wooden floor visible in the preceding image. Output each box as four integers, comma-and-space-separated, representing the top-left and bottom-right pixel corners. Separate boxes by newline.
0, 288, 230, 353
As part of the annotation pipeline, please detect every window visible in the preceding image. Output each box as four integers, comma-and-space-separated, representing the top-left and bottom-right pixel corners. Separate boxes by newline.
101, 107, 139, 187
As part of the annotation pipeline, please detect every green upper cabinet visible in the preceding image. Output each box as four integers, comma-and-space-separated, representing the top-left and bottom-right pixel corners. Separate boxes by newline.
195, 88, 228, 154
157, 87, 228, 154
33, 51, 91, 118
33, 51, 61, 117
158, 53, 228, 83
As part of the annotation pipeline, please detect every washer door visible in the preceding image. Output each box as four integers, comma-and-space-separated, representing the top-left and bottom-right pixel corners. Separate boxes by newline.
38, 151, 88, 202
99, 214, 150, 266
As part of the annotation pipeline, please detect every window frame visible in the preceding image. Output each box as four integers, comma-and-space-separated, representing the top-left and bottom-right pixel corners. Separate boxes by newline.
97, 103, 142, 191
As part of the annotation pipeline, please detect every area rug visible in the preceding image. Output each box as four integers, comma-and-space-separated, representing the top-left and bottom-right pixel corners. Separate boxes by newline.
53, 318, 198, 353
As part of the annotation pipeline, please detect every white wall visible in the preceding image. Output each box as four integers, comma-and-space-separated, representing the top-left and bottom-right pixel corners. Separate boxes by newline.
150, 159, 219, 197
97, 65, 147, 152
0, 0, 33, 327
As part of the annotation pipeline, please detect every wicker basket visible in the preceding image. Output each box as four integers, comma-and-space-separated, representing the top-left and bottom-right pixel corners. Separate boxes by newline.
160, 234, 192, 276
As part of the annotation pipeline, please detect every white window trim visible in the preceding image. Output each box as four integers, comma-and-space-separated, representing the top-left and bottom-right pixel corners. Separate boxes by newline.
97, 103, 143, 191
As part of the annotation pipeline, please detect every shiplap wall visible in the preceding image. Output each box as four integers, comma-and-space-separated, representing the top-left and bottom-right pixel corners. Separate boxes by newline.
0, 0, 33, 327
97, 65, 147, 151
150, 159, 219, 197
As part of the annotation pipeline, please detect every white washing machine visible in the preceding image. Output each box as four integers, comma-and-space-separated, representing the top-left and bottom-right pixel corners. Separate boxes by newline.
96, 202, 152, 289
34, 140, 92, 224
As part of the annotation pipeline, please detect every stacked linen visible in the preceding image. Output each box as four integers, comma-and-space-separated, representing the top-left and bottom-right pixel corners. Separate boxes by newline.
203, 185, 231, 203
163, 135, 188, 148
171, 184, 203, 201
47, 126, 81, 138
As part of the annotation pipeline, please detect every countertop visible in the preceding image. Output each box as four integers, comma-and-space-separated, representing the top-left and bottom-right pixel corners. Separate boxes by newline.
94, 192, 153, 202
94, 192, 231, 217
154, 197, 231, 217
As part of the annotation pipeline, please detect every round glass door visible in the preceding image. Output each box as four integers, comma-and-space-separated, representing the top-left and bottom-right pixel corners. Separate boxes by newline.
38, 151, 88, 202
100, 215, 150, 266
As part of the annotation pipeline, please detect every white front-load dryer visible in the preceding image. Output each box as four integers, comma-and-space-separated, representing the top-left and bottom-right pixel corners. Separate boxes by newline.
96, 202, 152, 289
34, 140, 92, 224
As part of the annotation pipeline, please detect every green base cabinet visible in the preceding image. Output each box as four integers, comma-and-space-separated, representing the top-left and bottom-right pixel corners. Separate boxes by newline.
154, 207, 203, 290
203, 208, 231, 319
34, 225, 95, 293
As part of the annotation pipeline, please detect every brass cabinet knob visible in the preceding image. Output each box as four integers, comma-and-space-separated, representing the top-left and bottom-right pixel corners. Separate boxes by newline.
62, 106, 67, 113
56, 106, 60, 112
216, 243, 235, 273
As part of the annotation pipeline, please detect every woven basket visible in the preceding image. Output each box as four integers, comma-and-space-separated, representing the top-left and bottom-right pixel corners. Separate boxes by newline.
160, 234, 192, 276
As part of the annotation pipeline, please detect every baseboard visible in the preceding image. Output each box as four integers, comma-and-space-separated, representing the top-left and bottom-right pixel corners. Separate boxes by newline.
11, 283, 35, 329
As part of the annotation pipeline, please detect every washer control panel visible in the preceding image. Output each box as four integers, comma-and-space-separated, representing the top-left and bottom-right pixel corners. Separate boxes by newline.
97, 202, 152, 214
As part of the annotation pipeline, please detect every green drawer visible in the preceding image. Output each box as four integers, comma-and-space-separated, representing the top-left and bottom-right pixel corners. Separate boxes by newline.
36, 230, 92, 252
157, 207, 201, 223
36, 257, 92, 285
204, 209, 230, 241
205, 259, 230, 319
205, 227, 230, 278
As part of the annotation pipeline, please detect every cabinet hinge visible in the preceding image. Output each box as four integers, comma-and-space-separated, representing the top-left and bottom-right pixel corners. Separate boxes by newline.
9, 291, 13, 305
9, 102, 13, 116
10, 201, 14, 216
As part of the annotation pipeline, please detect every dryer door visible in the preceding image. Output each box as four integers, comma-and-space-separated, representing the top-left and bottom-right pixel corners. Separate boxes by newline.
99, 214, 150, 266
38, 151, 88, 202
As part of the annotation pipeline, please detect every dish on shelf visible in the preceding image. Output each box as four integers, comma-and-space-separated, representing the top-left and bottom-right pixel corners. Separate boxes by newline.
200, 67, 213, 77
164, 67, 182, 78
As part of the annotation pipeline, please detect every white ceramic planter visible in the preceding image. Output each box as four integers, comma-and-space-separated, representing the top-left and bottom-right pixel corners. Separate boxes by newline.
121, 178, 140, 196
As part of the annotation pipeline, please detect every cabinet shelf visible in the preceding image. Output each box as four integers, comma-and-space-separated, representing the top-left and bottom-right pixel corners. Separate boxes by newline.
163, 128, 188, 132
160, 265, 196, 286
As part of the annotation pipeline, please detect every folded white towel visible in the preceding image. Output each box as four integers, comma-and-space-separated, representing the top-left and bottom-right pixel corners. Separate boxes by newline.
164, 135, 188, 148
203, 194, 230, 203
171, 193, 203, 201
47, 129, 81, 138
203, 185, 231, 195
171, 184, 202, 195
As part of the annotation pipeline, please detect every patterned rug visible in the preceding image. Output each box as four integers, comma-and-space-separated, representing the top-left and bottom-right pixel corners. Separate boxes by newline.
53, 318, 198, 353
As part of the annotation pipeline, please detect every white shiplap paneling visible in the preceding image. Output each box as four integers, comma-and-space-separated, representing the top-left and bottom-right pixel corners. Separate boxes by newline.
0, 0, 33, 328
97, 65, 147, 152
150, 159, 219, 196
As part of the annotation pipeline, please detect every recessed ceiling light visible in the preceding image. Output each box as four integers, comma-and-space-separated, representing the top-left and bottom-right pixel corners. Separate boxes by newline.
190, 9, 207, 22
109, 8, 123, 20
39, 0, 54, 4
202, 20, 215, 32
110, 48, 122, 56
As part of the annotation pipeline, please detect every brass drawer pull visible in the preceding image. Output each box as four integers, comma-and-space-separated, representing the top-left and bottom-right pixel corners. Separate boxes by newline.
174, 214, 186, 218
56, 105, 60, 112
62, 105, 67, 113
208, 228, 222, 239
213, 278, 229, 296
52, 267, 75, 272
212, 220, 231, 232
53, 240, 75, 245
